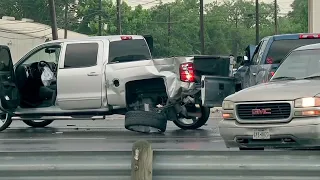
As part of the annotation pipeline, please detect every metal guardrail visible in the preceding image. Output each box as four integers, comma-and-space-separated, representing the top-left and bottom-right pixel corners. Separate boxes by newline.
1, 149, 320, 180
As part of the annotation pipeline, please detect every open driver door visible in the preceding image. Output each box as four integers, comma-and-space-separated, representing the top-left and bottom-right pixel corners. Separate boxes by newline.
0, 45, 20, 114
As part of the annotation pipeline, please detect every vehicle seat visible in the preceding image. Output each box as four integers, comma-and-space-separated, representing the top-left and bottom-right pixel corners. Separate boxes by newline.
39, 84, 56, 104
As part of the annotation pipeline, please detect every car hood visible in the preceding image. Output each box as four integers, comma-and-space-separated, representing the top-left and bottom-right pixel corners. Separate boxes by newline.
225, 79, 320, 102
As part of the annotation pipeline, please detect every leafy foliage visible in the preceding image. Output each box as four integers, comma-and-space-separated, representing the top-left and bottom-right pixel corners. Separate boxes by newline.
0, 0, 307, 58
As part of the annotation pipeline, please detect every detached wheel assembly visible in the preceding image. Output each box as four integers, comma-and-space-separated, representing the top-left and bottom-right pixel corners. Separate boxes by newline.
125, 111, 167, 133
0, 113, 12, 132
173, 106, 210, 130
23, 120, 54, 128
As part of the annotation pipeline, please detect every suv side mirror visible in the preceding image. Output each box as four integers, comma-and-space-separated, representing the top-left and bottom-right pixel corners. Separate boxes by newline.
242, 55, 250, 66
238, 55, 250, 66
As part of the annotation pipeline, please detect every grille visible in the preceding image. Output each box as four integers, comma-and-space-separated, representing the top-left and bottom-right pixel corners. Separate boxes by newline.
237, 103, 291, 120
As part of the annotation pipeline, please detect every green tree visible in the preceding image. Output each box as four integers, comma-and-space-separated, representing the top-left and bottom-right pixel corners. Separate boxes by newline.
287, 0, 308, 32
0, 0, 307, 58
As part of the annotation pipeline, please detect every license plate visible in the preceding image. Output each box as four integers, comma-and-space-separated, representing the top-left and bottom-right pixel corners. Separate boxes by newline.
253, 129, 270, 140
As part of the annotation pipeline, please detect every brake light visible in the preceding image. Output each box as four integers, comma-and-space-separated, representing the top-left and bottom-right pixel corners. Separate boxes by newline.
179, 62, 195, 82
299, 34, 320, 39
263, 71, 275, 83
270, 71, 275, 77
121, 36, 132, 40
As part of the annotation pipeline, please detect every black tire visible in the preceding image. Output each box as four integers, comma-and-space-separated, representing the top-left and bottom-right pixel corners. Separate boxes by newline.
239, 147, 264, 151
23, 120, 54, 128
125, 111, 167, 133
173, 106, 210, 130
0, 113, 12, 132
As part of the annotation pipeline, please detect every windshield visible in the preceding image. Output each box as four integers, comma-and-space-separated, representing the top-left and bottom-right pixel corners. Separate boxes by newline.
266, 39, 320, 64
271, 49, 320, 80
109, 39, 152, 63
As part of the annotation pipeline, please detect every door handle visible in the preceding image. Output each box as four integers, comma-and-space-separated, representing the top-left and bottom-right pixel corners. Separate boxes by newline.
252, 73, 256, 76
87, 72, 98, 76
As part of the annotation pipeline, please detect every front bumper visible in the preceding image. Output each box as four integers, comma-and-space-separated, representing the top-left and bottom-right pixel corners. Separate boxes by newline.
218, 117, 320, 148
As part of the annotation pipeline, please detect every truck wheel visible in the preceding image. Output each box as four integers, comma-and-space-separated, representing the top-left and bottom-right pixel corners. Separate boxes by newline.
125, 111, 167, 133
23, 120, 54, 128
173, 106, 210, 130
0, 113, 12, 132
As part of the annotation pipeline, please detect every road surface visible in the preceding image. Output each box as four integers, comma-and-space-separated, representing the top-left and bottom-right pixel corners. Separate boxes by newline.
0, 112, 236, 152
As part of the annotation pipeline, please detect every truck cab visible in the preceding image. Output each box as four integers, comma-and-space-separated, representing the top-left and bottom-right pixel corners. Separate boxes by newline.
0, 35, 155, 130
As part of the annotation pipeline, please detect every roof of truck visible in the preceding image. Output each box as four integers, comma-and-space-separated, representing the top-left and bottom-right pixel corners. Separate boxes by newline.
263, 33, 320, 41
48, 35, 145, 44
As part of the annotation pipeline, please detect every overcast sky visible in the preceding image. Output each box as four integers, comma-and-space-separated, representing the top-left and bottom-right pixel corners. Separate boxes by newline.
122, 0, 293, 13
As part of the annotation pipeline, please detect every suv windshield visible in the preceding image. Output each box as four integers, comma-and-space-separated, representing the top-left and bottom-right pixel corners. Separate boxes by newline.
266, 39, 320, 64
109, 39, 152, 63
271, 49, 320, 80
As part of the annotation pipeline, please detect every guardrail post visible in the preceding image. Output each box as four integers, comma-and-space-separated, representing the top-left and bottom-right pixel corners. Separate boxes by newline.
131, 140, 153, 180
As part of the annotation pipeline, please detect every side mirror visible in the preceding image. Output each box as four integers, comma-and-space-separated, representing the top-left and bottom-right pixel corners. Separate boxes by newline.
243, 56, 250, 66
238, 55, 250, 66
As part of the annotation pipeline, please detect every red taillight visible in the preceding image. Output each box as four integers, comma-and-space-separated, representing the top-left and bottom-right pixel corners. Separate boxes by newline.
299, 34, 320, 39
270, 71, 275, 77
179, 62, 195, 82
264, 71, 275, 83
121, 36, 132, 40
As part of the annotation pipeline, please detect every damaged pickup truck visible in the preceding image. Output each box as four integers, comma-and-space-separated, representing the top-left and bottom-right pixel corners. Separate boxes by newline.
0, 35, 235, 133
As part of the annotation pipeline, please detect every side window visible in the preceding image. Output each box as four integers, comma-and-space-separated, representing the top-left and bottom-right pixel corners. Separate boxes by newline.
0, 48, 11, 71
22, 46, 61, 65
251, 41, 263, 65
256, 40, 269, 64
64, 43, 98, 69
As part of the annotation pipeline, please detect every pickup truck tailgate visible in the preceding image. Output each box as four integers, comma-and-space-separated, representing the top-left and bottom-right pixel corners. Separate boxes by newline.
201, 75, 235, 107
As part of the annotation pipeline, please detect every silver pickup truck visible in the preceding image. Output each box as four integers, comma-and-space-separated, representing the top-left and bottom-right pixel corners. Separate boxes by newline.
0, 35, 235, 133
219, 43, 320, 150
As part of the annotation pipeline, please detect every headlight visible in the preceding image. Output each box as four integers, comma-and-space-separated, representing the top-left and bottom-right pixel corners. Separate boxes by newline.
222, 100, 234, 110
294, 97, 320, 108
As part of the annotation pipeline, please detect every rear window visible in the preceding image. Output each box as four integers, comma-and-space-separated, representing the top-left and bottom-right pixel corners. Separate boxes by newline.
265, 39, 320, 64
109, 39, 151, 63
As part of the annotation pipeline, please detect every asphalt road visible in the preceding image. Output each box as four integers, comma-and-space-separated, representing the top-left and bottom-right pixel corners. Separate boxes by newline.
0, 112, 235, 152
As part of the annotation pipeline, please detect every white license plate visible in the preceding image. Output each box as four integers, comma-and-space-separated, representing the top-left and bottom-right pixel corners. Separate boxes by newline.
253, 129, 270, 140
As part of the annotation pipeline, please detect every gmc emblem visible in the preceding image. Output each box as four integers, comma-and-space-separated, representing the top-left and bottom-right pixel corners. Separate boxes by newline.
252, 108, 272, 115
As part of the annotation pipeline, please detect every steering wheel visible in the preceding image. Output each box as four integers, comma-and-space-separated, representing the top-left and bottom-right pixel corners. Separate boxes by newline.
37, 60, 53, 73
